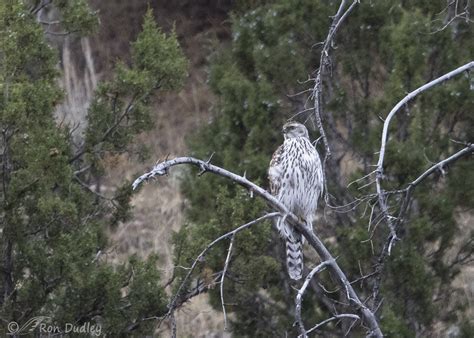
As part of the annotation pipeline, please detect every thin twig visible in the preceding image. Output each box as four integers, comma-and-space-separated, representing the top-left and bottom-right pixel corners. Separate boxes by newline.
306, 314, 360, 335
295, 260, 332, 337
160, 213, 280, 331
221, 234, 235, 331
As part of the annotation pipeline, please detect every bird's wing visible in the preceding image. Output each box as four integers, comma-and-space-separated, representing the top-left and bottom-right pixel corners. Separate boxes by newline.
268, 143, 285, 196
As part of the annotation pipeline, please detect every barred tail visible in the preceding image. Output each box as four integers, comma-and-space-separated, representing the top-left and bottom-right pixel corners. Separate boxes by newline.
286, 232, 303, 280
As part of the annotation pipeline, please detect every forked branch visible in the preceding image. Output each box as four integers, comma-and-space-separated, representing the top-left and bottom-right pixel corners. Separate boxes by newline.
161, 212, 279, 335
295, 260, 332, 336
368, 61, 474, 312
133, 157, 383, 337
375, 60, 474, 254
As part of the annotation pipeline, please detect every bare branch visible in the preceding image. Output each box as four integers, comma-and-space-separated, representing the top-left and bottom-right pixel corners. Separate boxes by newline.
38, 20, 61, 25
409, 143, 473, 188
388, 142, 473, 248
371, 143, 473, 310
221, 234, 235, 331
173, 272, 222, 309
160, 212, 280, 332
170, 312, 177, 338
311, 0, 358, 158
375, 60, 474, 254
306, 314, 360, 335
133, 157, 383, 337
430, 0, 473, 33
295, 260, 332, 337
376, 61, 474, 181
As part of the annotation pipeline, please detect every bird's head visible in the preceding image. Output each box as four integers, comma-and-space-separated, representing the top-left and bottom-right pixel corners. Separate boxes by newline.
282, 122, 309, 140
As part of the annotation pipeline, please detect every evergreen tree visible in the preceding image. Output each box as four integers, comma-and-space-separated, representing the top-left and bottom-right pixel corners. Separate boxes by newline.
176, 0, 474, 336
0, 1, 186, 335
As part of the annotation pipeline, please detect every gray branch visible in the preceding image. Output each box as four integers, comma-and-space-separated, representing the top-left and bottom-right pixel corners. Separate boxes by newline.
375, 60, 474, 254
371, 142, 474, 311
311, 0, 358, 158
160, 212, 280, 337
409, 143, 474, 188
133, 157, 383, 337
295, 260, 332, 337
221, 234, 235, 331
306, 314, 360, 335
391, 142, 473, 247
369, 61, 474, 311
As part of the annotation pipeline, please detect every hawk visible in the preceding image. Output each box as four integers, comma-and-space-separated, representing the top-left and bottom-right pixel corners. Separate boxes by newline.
268, 122, 323, 280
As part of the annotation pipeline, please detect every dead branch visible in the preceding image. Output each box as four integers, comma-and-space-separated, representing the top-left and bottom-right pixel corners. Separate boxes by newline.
174, 272, 222, 310
295, 260, 332, 337
409, 143, 473, 188
306, 314, 360, 336
159, 212, 280, 336
311, 0, 358, 158
340, 145, 474, 312
370, 65, 474, 313
375, 60, 474, 255
370, 142, 473, 311
430, 0, 473, 34
393, 142, 474, 230
133, 157, 383, 337
221, 234, 235, 331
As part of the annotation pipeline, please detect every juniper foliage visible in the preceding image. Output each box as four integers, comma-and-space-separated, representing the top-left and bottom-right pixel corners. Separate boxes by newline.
0, 2, 186, 335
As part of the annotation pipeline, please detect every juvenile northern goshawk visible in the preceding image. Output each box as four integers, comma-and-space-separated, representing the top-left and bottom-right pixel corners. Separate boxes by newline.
268, 122, 323, 280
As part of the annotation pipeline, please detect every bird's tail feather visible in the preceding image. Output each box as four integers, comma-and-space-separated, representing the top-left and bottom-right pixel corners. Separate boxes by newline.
286, 232, 303, 280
